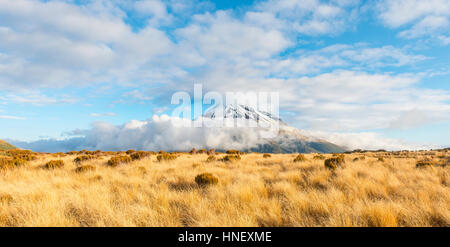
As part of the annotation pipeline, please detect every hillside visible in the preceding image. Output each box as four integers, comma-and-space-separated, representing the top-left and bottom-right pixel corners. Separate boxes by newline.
0, 140, 16, 150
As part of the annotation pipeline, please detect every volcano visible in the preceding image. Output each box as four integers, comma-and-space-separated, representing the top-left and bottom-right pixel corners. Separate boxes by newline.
203, 104, 347, 153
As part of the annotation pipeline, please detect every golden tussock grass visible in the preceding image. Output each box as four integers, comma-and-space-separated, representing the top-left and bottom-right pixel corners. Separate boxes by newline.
0, 151, 448, 226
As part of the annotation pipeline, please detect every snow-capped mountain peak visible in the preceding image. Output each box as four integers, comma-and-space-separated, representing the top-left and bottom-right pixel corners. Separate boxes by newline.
204, 104, 284, 127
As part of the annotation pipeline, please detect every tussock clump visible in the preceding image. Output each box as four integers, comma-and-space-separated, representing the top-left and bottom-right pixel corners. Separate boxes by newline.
7, 149, 36, 161
324, 157, 345, 170
189, 148, 197, 154
0, 158, 15, 170
107, 156, 132, 167
378, 157, 385, 162
74, 155, 95, 164
195, 173, 218, 186
130, 151, 152, 161
53, 152, 66, 157
197, 149, 207, 154
219, 154, 241, 162
313, 154, 326, 160
75, 165, 95, 173
207, 149, 216, 155
66, 151, 78, 155
156, 153, 177, 162
263, 153, 271, 158
44, 160, 65, 169
416, 161, 435, 168
206, 155, 216, 162
0, 157, 26, 169
125, 150, 136, 154
353, 157, 360, 162
293, 154, 307, 162
226, 150, 241, 155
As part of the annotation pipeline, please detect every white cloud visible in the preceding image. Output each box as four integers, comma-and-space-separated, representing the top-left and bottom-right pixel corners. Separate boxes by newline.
0, 93, 78, 106
301, 130, 440, 151
255, 0, 360, 35
12, 114, 439, 152
90, 112, 117, 117
134, 0, 172, 26
0, 115, 26, 120
377, 0, 450, 40
271, 44, 428, 76
0, 0, 175, 90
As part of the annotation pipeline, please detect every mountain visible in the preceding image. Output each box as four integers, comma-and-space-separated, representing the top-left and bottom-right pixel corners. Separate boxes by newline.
203, 104, 347, 153
0, 140, 16, 150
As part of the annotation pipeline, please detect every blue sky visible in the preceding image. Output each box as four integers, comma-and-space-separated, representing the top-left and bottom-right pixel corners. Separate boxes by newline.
0, 0, 449, 151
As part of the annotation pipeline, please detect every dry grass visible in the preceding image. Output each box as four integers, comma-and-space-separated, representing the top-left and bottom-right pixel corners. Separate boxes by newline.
0, 150, 448, 227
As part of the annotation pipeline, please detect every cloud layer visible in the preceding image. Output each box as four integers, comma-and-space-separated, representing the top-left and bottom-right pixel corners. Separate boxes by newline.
11, 114, 439, 153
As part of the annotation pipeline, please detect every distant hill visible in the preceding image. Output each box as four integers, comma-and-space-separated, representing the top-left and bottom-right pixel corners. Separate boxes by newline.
0, 140, 16, 150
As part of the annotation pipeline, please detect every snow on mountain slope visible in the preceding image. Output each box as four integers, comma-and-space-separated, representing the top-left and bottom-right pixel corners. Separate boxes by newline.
203, 104, 347, 153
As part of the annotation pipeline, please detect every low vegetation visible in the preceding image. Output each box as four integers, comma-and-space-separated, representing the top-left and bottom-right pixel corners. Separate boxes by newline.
44, 160, 65, 169
107, 156, 132, 167
219, 154, 241, 162
156, 152, 177, 162
293, 154, 307, 162
195, 173, 219, 186
0, 149, 448, 226
324, 156, 345, 170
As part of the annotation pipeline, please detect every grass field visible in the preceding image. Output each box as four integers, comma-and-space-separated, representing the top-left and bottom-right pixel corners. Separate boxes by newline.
0, 149, 449, 227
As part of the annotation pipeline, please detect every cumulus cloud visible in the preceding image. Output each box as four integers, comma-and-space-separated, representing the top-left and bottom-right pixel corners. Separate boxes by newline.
254, 0, 360, 35
301, 130, 440, 151
11, 114, 438, 153
377, 0, 450, 40
12, 115, 267, 152
0, 0, 175, 90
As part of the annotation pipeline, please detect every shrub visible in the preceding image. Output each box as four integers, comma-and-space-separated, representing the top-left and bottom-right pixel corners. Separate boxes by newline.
125, 150, 136, 154
74, 155, 95, 164
130, 151, 152, 161
377, 157, 385, 162
207, 149, 216, 155
197, 149, 207, 154
293, 154, 307, 162
416, 161, 434, 168
44, 160, 65, 169
195, 173, 218, 186
219, 154, 241, 162
12, 158, 26, 167
7, 149, 36, 161
156, 153, 177, 162
189, 148, 197, 154
0, 158, 15, 170
107, 156, 132, 167
353, 157, 359, 162
75, 165, 95, 173
324, 157, 345, 170
206, 155, 216, 162
226, 150, 241, 154
263, 153, 271, 158
313, 154, 326, 160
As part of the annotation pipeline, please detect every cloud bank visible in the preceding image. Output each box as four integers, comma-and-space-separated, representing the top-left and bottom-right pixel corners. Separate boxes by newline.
10, 115, 439, 153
